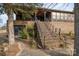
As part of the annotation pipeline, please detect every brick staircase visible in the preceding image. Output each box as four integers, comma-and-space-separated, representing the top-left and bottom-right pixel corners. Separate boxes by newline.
35, 20, 62, 50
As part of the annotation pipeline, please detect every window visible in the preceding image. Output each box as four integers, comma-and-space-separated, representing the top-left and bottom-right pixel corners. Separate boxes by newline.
64, 13, 68, 20
57, 13, 60, 20
61, 13, 64, 20
68, 14, 72, 20
71, 14, 74, 20
52, 12, 57, 20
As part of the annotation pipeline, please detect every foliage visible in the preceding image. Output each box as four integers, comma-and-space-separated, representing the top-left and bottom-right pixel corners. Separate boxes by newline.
18, 23, 36, 48
68, 31, 72, 36
26, 23, 36, 48
19, 27, 27, 39
29, 40, 36, 48
22, 13, 32, 20
27, 24, 34, 38
19, 23, 34, 39
64, 31, 74, 37
0, 3, 43, 17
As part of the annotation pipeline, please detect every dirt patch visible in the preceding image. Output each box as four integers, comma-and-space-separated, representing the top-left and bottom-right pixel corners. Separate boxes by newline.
0, 44, 6, 56
6, 43, 20, 56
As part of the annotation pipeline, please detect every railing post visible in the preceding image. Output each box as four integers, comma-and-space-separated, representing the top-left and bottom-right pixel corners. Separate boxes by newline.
59, 28, 61, 36
35, 11, 37, 20
43, 36, 45, 49
51, 12, 52, 21
44, 11, 46, 21
52, 25, 54, 33
55, 28, 57, 33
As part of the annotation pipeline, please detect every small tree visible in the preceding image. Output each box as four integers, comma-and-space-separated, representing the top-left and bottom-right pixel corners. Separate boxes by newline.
0, 3, 43, 45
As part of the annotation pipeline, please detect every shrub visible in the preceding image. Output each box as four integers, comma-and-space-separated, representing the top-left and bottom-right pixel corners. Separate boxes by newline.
22, 13, 32, 20
29, 40, 36, 48
19, 27, 28, 39
27, 24, 34, 38
19, 23, 34, 39
68, 31, 72, 36
19, 23, 36, 48
64, 31, 73, 37
26, 24, 36, 48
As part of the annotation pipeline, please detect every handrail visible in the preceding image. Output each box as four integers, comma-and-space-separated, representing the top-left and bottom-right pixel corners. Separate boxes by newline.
35, 20, 43, 40
35, 20, 46, 48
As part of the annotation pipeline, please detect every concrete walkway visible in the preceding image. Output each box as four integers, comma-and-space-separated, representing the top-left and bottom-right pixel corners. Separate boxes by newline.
18, 42, 49, 56
19, 48, 49, 56
17, 42, 72, 56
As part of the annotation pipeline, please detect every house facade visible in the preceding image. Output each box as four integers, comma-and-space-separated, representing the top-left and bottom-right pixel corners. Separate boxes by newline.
14, 8, 74, 35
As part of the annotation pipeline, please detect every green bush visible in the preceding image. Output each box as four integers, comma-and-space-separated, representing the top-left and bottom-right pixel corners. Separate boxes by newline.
19, 27, 28, 39
19, 24, 34, 39
27, 24, 34, 38
65, 31, 73, 37
29, 40, 36, 48
22, 13, 32, 20
19, 23, 36, 48
26, 24, 36, 48
68, 31, 72, 36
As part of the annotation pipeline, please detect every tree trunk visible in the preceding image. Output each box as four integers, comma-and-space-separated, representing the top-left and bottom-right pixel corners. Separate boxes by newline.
74, 3, 79, 55
7, 10, 15, 45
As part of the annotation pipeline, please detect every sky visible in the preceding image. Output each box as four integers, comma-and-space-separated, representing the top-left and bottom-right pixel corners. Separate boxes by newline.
0, 3, 74, 27
0, 14, 8, 27
42, 3, 74, 11
0, 13, 16, 27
